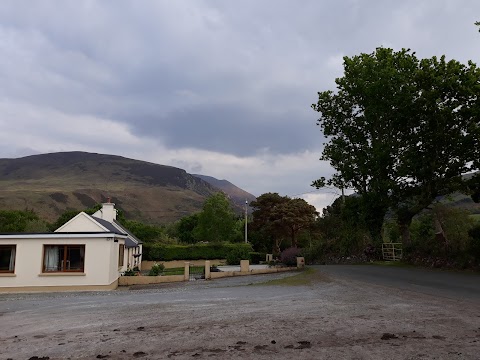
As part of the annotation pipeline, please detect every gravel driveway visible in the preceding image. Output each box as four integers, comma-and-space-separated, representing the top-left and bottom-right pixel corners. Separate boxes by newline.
0, 266, 479, 359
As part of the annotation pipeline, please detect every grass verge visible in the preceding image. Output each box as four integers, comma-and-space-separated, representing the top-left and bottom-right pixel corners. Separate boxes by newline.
253, 267, 326, 286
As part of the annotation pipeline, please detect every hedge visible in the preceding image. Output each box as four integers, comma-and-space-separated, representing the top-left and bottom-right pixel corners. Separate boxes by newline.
143, 243, 253, 261
249, 252, 266, 264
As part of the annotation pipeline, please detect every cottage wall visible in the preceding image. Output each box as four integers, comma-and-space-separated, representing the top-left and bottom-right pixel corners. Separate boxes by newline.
55, 213, 106, 232
0, 235, 124, 291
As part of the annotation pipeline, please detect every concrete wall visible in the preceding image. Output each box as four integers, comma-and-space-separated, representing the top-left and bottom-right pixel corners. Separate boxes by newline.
141, 259, 226, 270
119, 263, 297, 286
209, 267, 293, 279
0, 236, 123, 290
55, 213, 105, 232
118, 275, 184, 286
107, 239, 122, 285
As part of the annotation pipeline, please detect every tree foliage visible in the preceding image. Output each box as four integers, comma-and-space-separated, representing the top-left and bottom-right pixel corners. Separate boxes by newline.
193, 192, 237, 242
312, 47, 480, 244
250, 193, 318, 253
175, 213, 200, 243
0, 209, 48, 232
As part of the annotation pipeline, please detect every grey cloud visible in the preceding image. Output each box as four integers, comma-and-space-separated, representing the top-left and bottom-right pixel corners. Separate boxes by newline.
0, 0, 479, 197
131, 104, 319, 156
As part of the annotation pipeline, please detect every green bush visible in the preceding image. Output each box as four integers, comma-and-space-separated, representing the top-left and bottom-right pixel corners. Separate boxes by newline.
143, 243, 253, 261
249, 252, 266, 264
123, 268, 137, 276
148, 262, 165, 276
468, 224, 480, 259
226, 247, 251, 265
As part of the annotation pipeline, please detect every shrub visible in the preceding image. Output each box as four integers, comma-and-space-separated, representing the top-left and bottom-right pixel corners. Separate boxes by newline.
148, 262, 165, 276
123, 268, 137, 276
226, 247, 251, 265
143, 243, 253, 261
249, 252, 266, 264
280, 247, 302, 266
468, 224, 480, 259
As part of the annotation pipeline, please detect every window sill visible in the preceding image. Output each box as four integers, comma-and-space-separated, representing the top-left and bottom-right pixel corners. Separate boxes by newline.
39, 273, 86, 277
0, 273, 16, 277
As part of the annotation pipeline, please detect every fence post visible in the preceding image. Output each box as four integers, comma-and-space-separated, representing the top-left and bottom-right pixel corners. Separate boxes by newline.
205, 260, 211, 280
184, 262, 190, 281
240, 259, 250, 273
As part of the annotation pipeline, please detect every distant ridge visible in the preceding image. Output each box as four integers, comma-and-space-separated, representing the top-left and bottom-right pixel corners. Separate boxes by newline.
193, 174, 256, 210
0, 151, 254, 224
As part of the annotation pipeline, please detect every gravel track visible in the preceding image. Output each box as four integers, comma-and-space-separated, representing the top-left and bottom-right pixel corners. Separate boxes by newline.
0, 266, 479, 359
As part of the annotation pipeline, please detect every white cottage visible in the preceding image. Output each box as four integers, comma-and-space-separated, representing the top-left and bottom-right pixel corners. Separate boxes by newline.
0, 202, 142, 292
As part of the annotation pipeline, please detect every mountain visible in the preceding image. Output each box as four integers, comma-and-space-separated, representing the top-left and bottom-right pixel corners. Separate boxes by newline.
0, 152, 253, 224
193, 174, 257, 211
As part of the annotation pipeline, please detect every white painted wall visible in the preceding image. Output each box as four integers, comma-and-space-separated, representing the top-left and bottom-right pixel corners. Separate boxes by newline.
0, 236, 124, 288
55, 212, 106, 233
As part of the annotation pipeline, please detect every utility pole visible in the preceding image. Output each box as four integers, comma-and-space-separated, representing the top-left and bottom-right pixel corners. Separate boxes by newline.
244, 200, 248, 243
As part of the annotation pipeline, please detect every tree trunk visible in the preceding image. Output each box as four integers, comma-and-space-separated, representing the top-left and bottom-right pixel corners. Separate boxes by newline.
399, 221, 411, 246
433, 213, 448, 250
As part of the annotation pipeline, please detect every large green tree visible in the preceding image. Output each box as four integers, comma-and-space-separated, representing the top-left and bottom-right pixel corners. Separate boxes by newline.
250, 193, 318, 253
193, 192, 237, 242
312, 47, 480, 244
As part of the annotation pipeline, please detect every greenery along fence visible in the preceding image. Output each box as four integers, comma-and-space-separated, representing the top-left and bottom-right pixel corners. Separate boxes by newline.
143, 243, 253, 262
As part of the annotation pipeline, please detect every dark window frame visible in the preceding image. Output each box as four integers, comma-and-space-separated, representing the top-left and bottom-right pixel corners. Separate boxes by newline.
0, 245, 16, 273
43, 245, 85, 273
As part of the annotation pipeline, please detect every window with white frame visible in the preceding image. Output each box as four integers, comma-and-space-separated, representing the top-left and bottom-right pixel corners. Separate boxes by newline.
43, 245, 85, 272
0, 245, 16, 273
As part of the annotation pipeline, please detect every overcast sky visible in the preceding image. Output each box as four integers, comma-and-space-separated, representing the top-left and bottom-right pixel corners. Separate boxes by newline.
0, 0, 479, 211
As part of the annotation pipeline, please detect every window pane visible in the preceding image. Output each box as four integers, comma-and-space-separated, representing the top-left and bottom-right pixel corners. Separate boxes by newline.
44, 246, 61, 272
67, 246, 84, 271
0, 246, 15, 272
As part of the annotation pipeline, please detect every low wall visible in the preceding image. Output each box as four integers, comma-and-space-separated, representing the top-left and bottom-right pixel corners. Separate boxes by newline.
118, 275, 184, 286
120, 261, 299, 287
0, 280, 119, 293
142, 259, 226, 270
210, 267, 294, 279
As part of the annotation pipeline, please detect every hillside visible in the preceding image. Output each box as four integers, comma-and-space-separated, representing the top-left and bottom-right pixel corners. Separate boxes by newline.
192, 174, 256, 211
0, 152, 254, 224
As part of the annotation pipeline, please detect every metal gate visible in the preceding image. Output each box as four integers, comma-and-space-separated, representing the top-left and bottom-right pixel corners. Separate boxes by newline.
382, 243, 403, 261
189, 264, 205, 281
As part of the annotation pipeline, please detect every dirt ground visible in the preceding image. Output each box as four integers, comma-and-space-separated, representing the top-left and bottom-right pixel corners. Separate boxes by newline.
0, 267, 479, 359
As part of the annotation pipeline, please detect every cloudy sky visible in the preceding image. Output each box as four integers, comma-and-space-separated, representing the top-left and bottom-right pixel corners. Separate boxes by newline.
0, 0, 479, 211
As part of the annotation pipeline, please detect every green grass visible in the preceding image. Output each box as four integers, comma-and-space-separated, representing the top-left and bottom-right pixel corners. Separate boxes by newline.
254, 267, 327, 286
